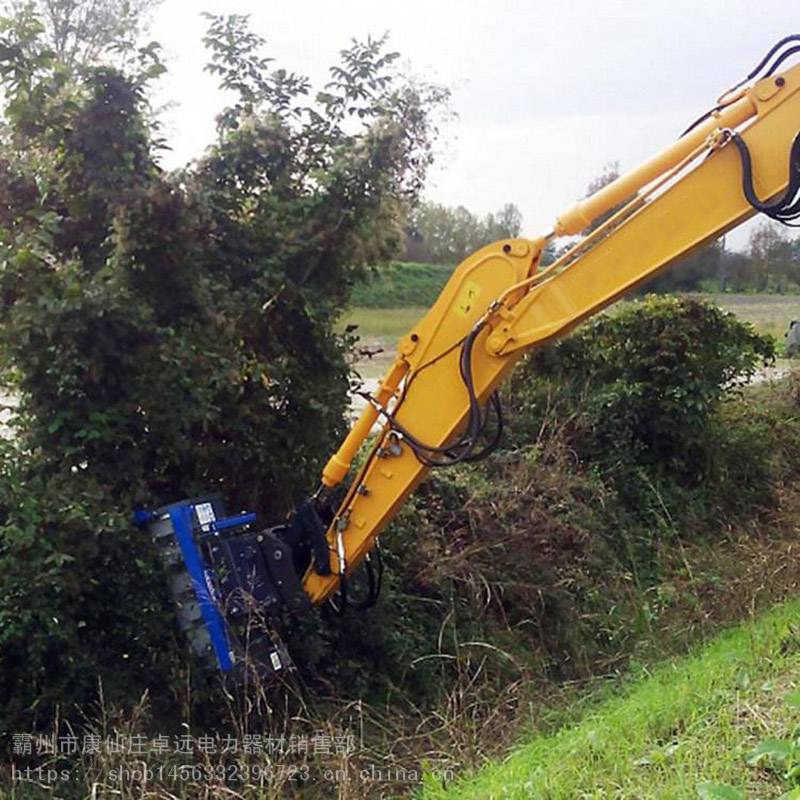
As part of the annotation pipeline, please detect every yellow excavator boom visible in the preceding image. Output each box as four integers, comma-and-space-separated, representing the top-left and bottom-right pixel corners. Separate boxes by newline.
303, 54, 800, 605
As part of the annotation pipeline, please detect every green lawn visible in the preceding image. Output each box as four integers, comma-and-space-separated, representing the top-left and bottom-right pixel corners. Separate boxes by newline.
696, 293, 800, 342
339, 306, 428, 380
343, 294, 800, 343
339, 285, 800, 796
421, 598, 800, 800
341, 305, 428, 340
349, 261, 452, 308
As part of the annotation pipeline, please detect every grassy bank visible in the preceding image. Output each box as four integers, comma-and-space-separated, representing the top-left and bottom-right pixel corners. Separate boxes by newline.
344, 292, 800, 343
342, 305, 427, 339
350, 262, 452, 308
422, 597, 800, 799
340, 307, 428, 380
341, 258, 800, 391
341, 288, 800, 381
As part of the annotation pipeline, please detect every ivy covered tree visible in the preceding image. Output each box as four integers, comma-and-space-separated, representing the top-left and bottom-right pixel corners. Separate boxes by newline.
0, 6, 447, 730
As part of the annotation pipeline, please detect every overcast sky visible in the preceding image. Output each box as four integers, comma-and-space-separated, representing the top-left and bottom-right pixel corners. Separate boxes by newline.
150, 0, 799, 250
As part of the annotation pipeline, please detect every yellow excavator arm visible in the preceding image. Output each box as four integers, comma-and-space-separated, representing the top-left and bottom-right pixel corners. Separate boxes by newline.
138, 36, 800, 676
303, 44, 800, 606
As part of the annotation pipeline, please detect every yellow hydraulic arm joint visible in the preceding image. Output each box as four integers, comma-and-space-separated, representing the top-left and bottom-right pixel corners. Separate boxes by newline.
303, 54, 800, 606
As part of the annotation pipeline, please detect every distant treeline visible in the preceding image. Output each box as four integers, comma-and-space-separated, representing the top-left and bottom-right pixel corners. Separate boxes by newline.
403, 201, 523, 264
399, 197, 800, 295
573, 162, 800, 294
646, 223, 800, 294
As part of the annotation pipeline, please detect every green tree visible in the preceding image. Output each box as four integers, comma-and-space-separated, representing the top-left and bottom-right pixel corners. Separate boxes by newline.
580, 162, 800, 294
483, 202, 523, 241
644, 238, 725, 293
6, 0, 162, 69
583, 160, 622, 232
749, 220, 792, 293
0, 7, 447, 729
404, 200, 524, 263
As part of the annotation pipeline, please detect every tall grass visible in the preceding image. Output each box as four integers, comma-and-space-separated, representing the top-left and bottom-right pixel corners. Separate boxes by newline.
421, 598, 800, 800
694, 292, 800, 347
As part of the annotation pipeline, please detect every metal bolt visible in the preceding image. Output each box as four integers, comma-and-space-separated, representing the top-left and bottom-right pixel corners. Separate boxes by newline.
336, 513, 350, 532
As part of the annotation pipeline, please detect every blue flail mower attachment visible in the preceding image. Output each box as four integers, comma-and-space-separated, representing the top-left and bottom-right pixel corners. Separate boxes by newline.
133, 496, 311, 676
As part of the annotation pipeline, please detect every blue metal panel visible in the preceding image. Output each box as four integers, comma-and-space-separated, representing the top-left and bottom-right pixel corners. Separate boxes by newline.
204, 512, 257, 536
168, 503, 235, 672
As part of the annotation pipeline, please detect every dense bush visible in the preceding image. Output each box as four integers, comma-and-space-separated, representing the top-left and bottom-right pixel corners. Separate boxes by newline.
507, 296, 775, 519
0, 10, 447, 731
0, 10, 791, 777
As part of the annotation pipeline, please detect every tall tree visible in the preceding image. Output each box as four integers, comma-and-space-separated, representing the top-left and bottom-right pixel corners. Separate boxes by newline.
749, 220, 792, 292
404, 200, 524, 263
0, 7, 448, 728
6, 0, 161, 69
584, 160, 622, 232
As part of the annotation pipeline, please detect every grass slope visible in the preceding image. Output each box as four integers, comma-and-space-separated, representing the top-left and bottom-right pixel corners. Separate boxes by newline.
422, 598, 800, 800
343, 292, 800, 344
342, 305, 428, 339
350, 261, 452, 308
341, 290, 800, 379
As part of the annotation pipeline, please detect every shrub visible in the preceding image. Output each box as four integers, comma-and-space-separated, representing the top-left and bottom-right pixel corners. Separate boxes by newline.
507, 296, 774, 503
307, 296, 786, 704
349, 261, 453, 308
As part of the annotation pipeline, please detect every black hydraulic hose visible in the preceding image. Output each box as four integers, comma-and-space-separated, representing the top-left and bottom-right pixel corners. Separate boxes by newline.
680, 104, 726, 138
344, 548, 382, 611
728, 34, 800, 94
730, 130, 800, 226
763, 44, 800, 79
681, 35, 800, 138
355, 317, 505, 467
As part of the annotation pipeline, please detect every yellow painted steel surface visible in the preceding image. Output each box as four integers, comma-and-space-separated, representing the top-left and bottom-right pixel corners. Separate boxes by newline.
555, 92, 756, 236
306, 239, 539, 602
304, 63, 800, 605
